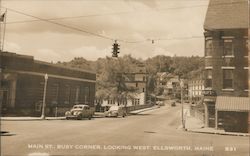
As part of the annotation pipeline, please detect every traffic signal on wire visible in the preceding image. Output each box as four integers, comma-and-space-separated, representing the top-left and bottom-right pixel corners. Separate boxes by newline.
112, 40, 120, 57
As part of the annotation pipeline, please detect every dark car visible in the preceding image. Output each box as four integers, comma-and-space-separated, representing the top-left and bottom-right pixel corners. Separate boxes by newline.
171, 101, 176, 107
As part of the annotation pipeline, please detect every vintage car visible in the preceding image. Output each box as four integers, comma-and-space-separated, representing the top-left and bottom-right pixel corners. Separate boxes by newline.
65, 104, 95, 120
104, 105, 127, 118
171, 101, 176, 107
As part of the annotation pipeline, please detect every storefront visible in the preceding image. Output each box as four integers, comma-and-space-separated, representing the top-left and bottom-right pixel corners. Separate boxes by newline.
216, 96, 250, 133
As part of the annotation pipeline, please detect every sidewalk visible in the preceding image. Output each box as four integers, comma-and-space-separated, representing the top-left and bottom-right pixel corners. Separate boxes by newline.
1, 116, 66, 121
184, 115, 250, 137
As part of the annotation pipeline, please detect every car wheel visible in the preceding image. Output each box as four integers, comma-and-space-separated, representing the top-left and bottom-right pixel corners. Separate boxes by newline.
88, 116, 92, 120
66, 117, 69, 120
77, 114, 82, 120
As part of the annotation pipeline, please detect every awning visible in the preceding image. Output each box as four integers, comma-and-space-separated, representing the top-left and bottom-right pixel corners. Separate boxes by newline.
216, 96, 250, 112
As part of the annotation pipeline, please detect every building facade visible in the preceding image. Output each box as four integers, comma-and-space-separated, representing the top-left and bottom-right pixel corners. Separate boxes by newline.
203, 0, 249, 132
188, 79, 205, 103
0, 52, 96, 117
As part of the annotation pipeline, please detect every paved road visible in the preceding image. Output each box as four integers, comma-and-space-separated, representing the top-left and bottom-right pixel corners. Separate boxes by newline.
1, 105, 249, 156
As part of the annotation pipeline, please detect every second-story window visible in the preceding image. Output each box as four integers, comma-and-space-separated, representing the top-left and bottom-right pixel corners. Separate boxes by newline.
223, 69, 234, 89
223, 39, 234, 56
244, 39, 249, 56
205, 69, 212, 88
205, 39, 213, 56
244, 69, 249, 90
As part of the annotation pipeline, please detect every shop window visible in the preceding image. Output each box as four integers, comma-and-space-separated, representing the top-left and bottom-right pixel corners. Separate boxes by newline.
223, 39, 234, 56
223, 70, 234, 89
205, 39, 213, 56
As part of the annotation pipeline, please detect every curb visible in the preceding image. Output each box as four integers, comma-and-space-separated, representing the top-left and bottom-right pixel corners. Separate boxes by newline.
129, 106, 159, 115
1, 117, 66, 121
186, 129, 250, 137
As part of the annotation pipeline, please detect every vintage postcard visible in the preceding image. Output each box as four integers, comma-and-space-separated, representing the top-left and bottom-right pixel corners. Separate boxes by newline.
0, 0, 249, 156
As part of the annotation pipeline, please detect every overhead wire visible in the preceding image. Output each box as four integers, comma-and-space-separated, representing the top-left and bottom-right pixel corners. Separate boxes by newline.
0, 0, 248, 43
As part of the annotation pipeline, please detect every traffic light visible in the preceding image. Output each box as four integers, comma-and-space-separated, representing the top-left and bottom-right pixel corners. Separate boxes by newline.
112, 41, 120, 57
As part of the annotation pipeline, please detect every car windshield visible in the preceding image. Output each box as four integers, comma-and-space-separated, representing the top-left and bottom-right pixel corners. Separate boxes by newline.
73, 106, 83, 109
109, 106, 119, 111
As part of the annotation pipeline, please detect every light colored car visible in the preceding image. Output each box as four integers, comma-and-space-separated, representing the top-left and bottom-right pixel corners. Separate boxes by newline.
156, 101, 165, 107
104, 105, 127, 117
65, 104, 95, 120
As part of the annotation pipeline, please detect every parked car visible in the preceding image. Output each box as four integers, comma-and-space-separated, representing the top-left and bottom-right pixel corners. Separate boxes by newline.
104, 105, 127, 117
65, 104, 95, 120
156, 101, 165, 106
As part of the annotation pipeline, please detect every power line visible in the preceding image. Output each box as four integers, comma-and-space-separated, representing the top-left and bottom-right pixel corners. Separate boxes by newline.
0, 6, 205, 43
4, 0, 247, 25
1, 0, 247, 43
3, 7, 115, 41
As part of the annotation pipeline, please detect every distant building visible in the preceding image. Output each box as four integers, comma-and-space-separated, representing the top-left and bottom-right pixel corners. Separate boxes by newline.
188, 74, 205, 102
203, 0, 249, 132
0, 52, 96, 117
100, 63, 147, 107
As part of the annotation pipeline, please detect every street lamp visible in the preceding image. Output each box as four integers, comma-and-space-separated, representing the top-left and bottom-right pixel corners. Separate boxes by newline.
41, 73, 48, 119
180, 79, 185, 129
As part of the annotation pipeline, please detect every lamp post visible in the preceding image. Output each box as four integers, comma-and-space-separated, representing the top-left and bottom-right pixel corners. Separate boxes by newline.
41, 73, 48, 119
180, 79, 185, 129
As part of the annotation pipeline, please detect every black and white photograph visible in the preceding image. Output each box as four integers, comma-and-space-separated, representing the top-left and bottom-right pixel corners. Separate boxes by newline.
0, 0, 249, 156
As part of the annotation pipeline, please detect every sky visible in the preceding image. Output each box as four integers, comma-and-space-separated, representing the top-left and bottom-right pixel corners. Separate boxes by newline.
0, 0, 209, 62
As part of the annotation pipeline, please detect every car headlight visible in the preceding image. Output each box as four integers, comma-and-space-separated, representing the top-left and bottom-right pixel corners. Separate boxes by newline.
65, 111, 70, 116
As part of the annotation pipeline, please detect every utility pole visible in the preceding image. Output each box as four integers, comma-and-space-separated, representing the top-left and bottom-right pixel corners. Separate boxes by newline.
41, 73, 48, 119
180, 79, 185, 129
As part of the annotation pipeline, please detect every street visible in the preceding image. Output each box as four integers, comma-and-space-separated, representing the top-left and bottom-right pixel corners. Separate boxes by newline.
1, 104, 249, 156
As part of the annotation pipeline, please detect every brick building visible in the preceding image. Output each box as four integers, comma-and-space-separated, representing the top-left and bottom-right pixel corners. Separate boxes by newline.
0, 52, 96, 117
203, 0, 249, 132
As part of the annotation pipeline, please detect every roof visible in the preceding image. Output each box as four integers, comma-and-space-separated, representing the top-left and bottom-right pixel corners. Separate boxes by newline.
216, 96, 250, 111
204, 0, 249, 30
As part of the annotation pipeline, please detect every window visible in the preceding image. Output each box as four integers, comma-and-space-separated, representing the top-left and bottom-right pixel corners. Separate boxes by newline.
244, 69, 249, 90
84, 87, 90, 104
75, 86, 80, 104
223, 57, 234, 66
64, 85, 70, 104
51, 83, 59, 103
205, 70, 212, 88
244, 39, 249, 56
205, 39, 213, 56
223, 39, 234, 56
223, 70, 234, 89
